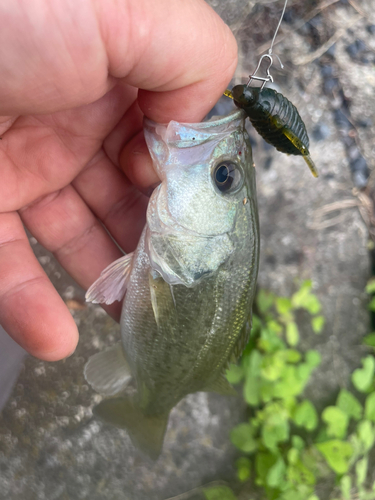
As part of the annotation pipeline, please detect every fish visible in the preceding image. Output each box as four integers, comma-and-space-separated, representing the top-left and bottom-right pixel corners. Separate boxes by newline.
84, 109, 260, 459
229, 85, 318, 178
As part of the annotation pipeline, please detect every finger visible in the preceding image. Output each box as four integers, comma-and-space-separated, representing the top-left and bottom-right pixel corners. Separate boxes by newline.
104, 97, 160, 197
0, 212, 78, 360
73, 150, 148, 251
103, 99, 144, 168
20, 186, 123, 292
0, 0, 236, 121
119, 131, 160, 196
98, 0, 238, 122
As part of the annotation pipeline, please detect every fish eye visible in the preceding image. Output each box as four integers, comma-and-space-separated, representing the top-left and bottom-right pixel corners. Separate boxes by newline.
212, 161, 243, 194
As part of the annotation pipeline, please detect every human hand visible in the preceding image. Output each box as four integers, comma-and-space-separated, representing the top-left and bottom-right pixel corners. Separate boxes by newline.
0, 0, 237, 361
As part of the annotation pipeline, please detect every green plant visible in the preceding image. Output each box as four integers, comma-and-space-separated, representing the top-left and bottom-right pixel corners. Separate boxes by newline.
219, 280, 375, 500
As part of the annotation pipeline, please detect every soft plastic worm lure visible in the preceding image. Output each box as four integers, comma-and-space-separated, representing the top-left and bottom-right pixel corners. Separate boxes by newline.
229, 84, 318, 177
225, 0, 318, 177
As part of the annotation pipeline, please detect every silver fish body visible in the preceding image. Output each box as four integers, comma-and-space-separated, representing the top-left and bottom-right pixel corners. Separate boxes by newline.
85, 109, 259, 458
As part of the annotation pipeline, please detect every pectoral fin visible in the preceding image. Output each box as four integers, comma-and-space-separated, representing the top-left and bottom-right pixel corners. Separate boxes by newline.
84, 343, 132, 396
86, 252, 133, 304
94, 396, 169, 460
149, 272, 178, 333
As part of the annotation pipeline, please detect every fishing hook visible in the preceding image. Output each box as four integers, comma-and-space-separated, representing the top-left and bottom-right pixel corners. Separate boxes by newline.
247, 0, 288, 90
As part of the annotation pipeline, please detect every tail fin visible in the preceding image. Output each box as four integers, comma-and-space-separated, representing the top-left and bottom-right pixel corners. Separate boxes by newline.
94, 396, 169, 460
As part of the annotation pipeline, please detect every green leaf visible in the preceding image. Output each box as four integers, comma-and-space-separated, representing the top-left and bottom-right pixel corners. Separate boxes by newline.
302, 294, 321, 315
230, 423, 258, 453
256, 452, 278, 486
203, 486, 237, 500
311, 315, 325, 334
356, 456, 368, 487
258, 326, 286, 353
322, 406, 349, 439
260, 380, 275, 403
273, 366, 305, 399
369, 297, 375, 312
305, 350, 321, 369
287, 460, 316, 487
336, 389, 363, 420
266, 457, 286, 488
357, 420, 375, 452
291, 281, 321, 314
244, 350, 262, 406
286, 322, 300, 346
236, 457, 251, 482
292, 435, 305, 451
287, 448, 299, 465
244, 375, 260, 406
246, 349, 262, 377
366, 278, 375, 294
363, 333, 375, 348
257, 289, 275, 314
226, 364, 244, 385
252, 313, 262, 331
267, 320, 283, 335
261, 352, 286, 381
293, 400, 318, 431
291, 280, 312, 308
281, 490, 313, 500
340, 475, 351, 500
262, 411, 289, 452
365, 392, 375, 422
285, 349, 302, 363
352, 356, 375, 392
276, 297, 293, 316
315, 440, 353, 474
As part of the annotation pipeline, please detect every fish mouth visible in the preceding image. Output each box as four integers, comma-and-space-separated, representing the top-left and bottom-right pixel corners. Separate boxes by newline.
144, 109, 246, 150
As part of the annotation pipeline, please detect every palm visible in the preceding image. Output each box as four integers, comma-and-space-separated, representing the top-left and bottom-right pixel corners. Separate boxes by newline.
0, 0, 237, 361
3, 84, 148, 251
0, 85, 152, 358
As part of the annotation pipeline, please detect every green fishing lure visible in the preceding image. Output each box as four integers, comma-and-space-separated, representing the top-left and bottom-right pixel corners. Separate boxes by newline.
230, 84, 318, 177
225, 0, 318, 177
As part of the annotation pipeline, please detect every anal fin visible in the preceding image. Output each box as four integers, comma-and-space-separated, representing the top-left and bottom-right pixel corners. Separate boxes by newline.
94, 396, 169, 460
86, 252, 134, 305
205, 376, 237, 397
84, 343, 132, 396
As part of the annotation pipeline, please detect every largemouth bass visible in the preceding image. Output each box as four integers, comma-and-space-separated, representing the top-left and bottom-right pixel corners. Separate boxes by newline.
85, 109, 259, 459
